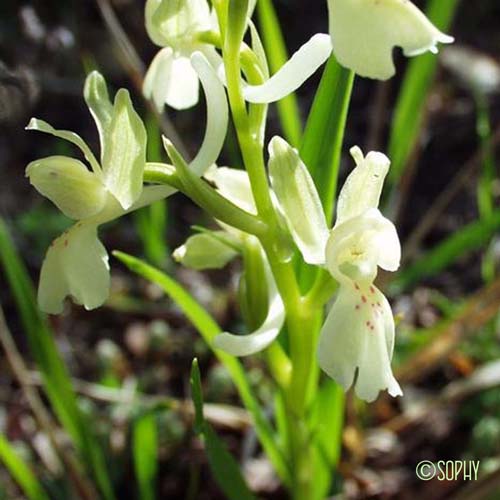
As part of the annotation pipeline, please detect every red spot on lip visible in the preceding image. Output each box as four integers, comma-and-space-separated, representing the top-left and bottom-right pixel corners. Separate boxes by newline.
370, 286, 375, 293
361, 295, 367, 303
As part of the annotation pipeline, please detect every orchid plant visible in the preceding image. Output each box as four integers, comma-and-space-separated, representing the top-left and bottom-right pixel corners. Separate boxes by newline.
26, 0, 453, 498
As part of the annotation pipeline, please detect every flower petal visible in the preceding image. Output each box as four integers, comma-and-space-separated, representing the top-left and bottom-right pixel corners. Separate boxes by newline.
26, 118, 101, 174
336, 147, 390, 225
327, 0, 454, 80
268, 136, 329, 264
102, 89, 147, 209
204, 166, 256, 214
38, 224, 110, 314
326, 209, 401, 285
173, 232, 239, 270
317, 284, 402, 402
165, 54, 200, 110
26, 156, 107, 220
188, 51, 229, 176
242, 34, 332, 103
143, 47, 175, 112
214, 260, 285, 356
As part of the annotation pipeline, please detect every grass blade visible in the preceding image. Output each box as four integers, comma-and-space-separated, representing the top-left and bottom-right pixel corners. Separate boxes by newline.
132, 413, 158, 500
257, 0, 302, 146
113, 251, 291, 486
300, 58, 354, 225
134, 113, 169, 267
390, 210, 500, 294
0, 218, 115, 500
0, 434, 50, 500
387, 0, 459, 183
190, 360, 255, 500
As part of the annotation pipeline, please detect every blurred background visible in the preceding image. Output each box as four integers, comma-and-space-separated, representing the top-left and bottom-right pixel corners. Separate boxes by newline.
1, 0, 500, 498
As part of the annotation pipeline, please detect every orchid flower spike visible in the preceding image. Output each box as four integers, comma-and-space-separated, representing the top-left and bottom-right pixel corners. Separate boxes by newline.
143, 0, 222, 110
327, 0, 454, 80
266, 137, 402, 401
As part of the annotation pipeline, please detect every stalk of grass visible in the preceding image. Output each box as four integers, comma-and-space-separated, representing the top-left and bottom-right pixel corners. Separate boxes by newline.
0, 434, 50, 500
190, 359, 255, 500
0, 305, 97, 500
0, 218, 115, 500
390, 210, 500, 294
134, 114, 170, 268
132, 412, 158, 500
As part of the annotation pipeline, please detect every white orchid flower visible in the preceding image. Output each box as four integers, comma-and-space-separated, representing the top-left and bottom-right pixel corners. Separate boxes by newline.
143, 0, 222, 110
173, 163, 286, 356
327, 0, 454, 80
267, 138, 402, 401
27, 53, 228, 314
242, 0, 453, 105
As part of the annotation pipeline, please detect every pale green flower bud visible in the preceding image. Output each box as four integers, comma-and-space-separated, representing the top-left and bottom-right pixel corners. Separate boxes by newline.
145, 0, 211, 49
173, 232, 238, 270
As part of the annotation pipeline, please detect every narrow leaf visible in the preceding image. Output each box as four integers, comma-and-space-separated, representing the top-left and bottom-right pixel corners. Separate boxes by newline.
190, 360, 255, 500
133, 413, 158, 500
391, 211, 500, 294
0, 434, 50, 500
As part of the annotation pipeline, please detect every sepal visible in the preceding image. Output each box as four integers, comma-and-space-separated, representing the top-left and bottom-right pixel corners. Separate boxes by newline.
26, 156, 106, 220
268, 136, 329, 264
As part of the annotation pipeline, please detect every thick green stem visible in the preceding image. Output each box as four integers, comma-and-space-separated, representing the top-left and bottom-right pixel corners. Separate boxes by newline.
221, 6, 320, 497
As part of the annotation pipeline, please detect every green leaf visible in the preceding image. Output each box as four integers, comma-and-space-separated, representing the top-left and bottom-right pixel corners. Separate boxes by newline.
132, 413, 158, 500
300, 58, 354, 225
0, 434, 50, 500
190, 360, 255, 500
387, 0, 459, 183
0, 218, 115, 500
390, 211, 500, 294
113, 251, 291, 486
308, 380, 345, 500
257, 0, 302, 146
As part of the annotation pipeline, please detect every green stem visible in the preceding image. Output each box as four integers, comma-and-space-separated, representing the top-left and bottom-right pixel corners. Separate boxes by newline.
221, 8, 320, 497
